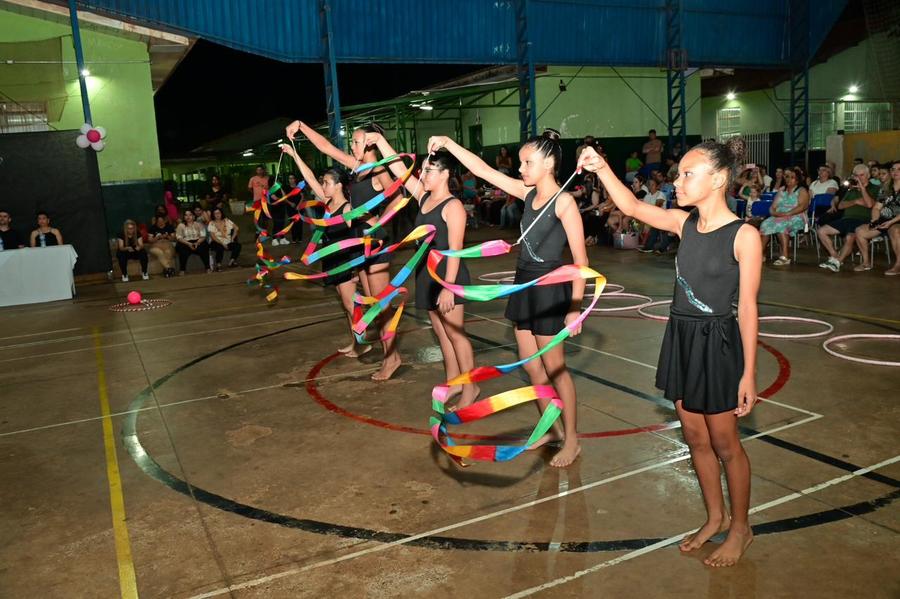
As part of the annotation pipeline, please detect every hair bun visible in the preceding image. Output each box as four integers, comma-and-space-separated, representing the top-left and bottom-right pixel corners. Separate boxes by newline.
724, 136, 746, 161
541, 128, 561, 142
365, 122, 385, 135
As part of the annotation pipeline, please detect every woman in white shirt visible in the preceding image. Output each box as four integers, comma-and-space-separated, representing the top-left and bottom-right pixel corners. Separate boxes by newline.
207, 206, 241, 270
175, 209, 210, 275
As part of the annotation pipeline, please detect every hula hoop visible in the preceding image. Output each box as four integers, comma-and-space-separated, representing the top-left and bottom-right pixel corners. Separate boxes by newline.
589, 292, 654, 313
822, 334, 900, 367
637, 299, 672, 321
585, 282, 624, 297
758, 316, 834, 339
478, 270, 517, 284
109, 299, 172, 312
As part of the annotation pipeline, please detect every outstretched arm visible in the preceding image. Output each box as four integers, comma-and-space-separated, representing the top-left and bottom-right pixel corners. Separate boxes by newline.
579, 147, 688, 236
281, 144, 325, 200
427, 136, 528, 200
286, 120, 356, 170
365, 133, 424, 202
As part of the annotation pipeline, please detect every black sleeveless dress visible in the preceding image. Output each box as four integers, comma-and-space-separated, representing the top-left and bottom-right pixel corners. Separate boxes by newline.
318, 200, 356, 286
413, 193, 470, 311
657, 209, 746, 414
350, 174, 391, 266
504, 189, 572, 336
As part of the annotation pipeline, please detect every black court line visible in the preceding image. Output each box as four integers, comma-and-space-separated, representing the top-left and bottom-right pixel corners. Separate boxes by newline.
120, 321, 899, 554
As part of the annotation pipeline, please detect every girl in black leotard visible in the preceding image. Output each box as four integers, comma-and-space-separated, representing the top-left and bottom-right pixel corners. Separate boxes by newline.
429, 129, 589, 469
282, 144, 369, 358
286, 120, 401, 381
368, 134, 479, 410
579, 139, 762, 568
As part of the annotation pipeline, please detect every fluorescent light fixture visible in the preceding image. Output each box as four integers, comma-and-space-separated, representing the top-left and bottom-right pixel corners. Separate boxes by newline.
81, 69, 91, 77
848, 84, 859, 94
419, 103, 434, 111
726, 91, 736, 101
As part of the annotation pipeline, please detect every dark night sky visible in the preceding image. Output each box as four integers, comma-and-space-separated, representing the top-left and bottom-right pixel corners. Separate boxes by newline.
154, 40, 481, 157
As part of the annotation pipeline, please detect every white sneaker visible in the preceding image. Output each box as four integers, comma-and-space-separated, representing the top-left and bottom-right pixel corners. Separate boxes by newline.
141, 272, 150, 280
773, 256, 791, 266
824, 257, 841, 272
121, 275, 129, 282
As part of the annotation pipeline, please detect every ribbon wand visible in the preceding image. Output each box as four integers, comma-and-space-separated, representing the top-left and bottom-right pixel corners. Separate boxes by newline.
514, 168, 582, 246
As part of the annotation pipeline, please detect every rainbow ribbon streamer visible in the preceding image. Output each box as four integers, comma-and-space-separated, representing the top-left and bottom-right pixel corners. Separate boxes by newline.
427, 242, 606, 464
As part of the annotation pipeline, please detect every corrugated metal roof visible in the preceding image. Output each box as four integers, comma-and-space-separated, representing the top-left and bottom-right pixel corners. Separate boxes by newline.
75, 0, 846, 68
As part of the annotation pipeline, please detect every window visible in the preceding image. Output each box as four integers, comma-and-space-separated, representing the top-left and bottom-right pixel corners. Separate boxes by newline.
0, 102, 50, 133
716, 107, 741, 139
808, 102, 836, 150
842, 102, 892, 133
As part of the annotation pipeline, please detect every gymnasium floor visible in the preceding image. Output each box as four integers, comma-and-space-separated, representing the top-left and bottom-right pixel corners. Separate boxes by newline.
1, 231, 898, 598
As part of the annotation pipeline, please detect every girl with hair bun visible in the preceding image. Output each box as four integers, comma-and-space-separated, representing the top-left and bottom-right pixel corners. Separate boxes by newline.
286, 119, 402, 380
579, 137, 762, 567
428, 128, 589, 468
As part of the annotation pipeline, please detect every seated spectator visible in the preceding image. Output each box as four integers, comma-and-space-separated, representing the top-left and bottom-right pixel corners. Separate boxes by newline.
760, 171, 809, 266
499, 196, 521, 229
869, 162, 882, 187
30, 211, 63, 247
852, 159, 900, 275
643, 178, 666, 207
625, 151, 643, 183
809, 165, 839, 197
743, 186, 765, 228
116, 219, 149, 281
461, 170, 480, 202
759, 165, 772, 190
207, 206, 242, 270
877, 163, 891, 188
631, 174, 648, 200
175, 209, 210, 275
192, 202, 211, 226
579, 184, 611, 246
768, 167, 786, 193
147, 215, 177, 277
664, 157, 678, 183
152, 203, 174, 226
817, 164, 879, 272
0, 209, 25, 250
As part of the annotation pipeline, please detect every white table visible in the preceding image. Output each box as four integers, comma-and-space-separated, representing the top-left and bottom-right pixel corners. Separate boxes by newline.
0, 245, 79, 307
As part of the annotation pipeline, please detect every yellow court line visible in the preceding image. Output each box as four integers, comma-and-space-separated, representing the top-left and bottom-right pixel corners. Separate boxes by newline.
761, 300, 900, 326
93, 329, 139, 599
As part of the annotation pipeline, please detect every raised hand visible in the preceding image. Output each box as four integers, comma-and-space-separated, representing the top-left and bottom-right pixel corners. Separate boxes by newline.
577, 146, 606, 172
427, 136, 451, 154
285, 120, 303, 141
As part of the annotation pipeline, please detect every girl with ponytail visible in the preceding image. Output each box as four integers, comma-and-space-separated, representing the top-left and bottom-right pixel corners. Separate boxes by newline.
429, 128, 589, 468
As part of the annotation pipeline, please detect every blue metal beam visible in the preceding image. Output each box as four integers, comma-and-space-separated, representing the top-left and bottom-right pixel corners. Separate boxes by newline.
515, 0, 537, 142
68, 0, 92, 124
320, 0, 343, 147
788, 0, 810, 168
665, 0, 687, 155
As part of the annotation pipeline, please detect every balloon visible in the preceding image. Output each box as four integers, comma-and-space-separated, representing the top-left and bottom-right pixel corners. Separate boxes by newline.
94, 126, 106, 138
86, 129, 101, 143
127, 291, 142, 305
90, 140, 105, 152
76, 135, 91, 148
79, 123, 92, 134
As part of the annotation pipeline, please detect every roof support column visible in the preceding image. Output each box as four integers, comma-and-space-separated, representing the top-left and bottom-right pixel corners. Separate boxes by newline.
789, 0, 810, 169
514, 0, 537, 142
665, 0, 687, 155
68, 0, 93, 124
320, 0, 343, 147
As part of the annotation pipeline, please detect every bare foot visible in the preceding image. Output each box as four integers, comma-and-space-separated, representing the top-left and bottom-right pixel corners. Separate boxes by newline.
448, 385, 481, 413
344, 344, 372, 358
337, 342, 354, 354
679, 514, 731, 553
549, 440, 581, 467
704, 526, 753, 567
526, 430, 563, 450
371, 353, 401, 381
445, 385, 463, 401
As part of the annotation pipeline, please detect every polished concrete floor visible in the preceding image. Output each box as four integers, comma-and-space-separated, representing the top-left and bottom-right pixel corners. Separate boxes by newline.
1, 229, 898, 598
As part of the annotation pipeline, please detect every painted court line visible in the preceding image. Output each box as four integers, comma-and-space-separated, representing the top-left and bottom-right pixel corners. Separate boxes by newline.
503, 453, 900, 598
92, 329, 139, 599
0, 311, 345, 364
467, 312, 824, 419
0, 326, 82, 342
185, 413, 821, 599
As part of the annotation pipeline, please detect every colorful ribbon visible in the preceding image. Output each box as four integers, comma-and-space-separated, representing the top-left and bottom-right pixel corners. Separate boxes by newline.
426, 241, 606, 464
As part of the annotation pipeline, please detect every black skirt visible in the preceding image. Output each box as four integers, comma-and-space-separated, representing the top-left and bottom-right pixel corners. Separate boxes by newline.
504, 261, 572, 336
656, 312, 744, 414
366, 224, 392, 266
415, 257, 469, 311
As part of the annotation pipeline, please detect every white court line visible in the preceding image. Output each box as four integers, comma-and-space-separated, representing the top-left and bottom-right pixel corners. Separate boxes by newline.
0, 326, 82, 342
0, 365, 381, 438
0, 300, 338, 351
503, 453, 900, 598
185, 413, 822, 599
466, 312, 824, 419
0, 312, 345, 364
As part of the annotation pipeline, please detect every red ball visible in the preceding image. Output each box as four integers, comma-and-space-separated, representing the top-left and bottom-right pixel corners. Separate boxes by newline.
127, 291, 142, 305
86, 129, 101, 143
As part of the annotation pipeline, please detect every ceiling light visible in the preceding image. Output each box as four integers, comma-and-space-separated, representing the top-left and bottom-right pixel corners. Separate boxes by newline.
81, 69, 91, 77
726, 91, 736, 101
848, 84, 859, 94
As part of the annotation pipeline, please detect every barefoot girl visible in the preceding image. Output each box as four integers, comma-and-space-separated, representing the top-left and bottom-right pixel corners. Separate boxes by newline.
286, 120, 401, 380
579, 139, 762, 567
429, 129, 588, 468
281, 145, 369, 358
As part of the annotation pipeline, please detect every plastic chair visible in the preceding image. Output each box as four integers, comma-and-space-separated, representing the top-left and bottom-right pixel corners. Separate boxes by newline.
761, 192, 777, 203
735, 200, 747, 218
750, 200, 772, 218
